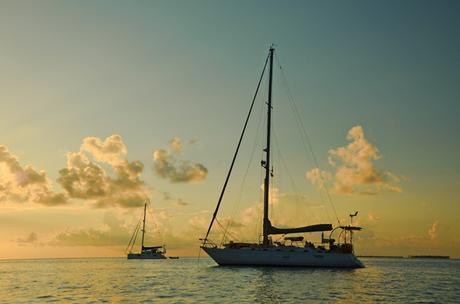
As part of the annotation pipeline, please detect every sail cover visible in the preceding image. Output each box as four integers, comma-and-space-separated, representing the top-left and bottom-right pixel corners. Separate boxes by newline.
142, 246, 163, 250
267, 221, 332, 235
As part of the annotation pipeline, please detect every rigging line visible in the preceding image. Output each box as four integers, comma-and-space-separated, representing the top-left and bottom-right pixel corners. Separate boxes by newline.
131, 205, 145, 252
130, 220, 142, 253
220, 98, 266, 245
125, 222, 135, 253
274, 117, 332, 224
272, 130, 312, 225
273, 65, 332, 225
285, 79, 337, 225
216, 218, 238, 242
273, 130, 298, 195
149, 208, 164, 245
203, 50, 271, 242
216, 218, 239, 241
274, 54, 341, 225
125, 219, 141, 254
276, 91, 333, 224
134, 220, 142, 250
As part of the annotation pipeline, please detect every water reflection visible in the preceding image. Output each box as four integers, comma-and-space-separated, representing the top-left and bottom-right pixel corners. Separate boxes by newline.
253, 268, 281, 304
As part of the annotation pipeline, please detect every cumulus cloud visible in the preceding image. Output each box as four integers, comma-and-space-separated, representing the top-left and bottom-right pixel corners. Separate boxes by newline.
153, 137, 208, 183
0, 145, 68, 206
81, 135, 127, 165
306, 126, 402, 195
57, 134, 148, 208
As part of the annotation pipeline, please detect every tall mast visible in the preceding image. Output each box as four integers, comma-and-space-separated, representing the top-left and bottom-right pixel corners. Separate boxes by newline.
141, 203, 146, 250
263, 46, 274, 246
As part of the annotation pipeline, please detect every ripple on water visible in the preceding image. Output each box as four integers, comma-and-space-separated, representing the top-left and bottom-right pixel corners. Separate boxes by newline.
1, 257, 459, 303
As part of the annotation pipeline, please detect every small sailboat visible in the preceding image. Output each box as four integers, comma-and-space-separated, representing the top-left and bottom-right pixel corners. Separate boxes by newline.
201, 46, 364, 268
127, 203, 166, 260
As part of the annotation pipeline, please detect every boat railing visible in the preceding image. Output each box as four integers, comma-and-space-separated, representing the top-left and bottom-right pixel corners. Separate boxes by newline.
200, 238, 217, 248
324, 225, 362, 254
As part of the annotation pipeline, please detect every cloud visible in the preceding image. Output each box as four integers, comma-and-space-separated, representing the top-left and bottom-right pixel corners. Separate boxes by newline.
174, 198, 188, 207
353, 218, 447, 257
51, 209, 200, 251
51, 213, 132, 247
306, 125, 402, 195
57, 134, 148, 208
153, 137, 208, 183
17, 232, 38, 244
428, 220, 439, 241
81, 135, 127, 165
169, 137, 183, 153
0, 145, 69, 206
189, 138, 199, 145
367, 212, 381, 222
35, 192, 69, 206
159, 191, 188, 207
161, 191, 172, 201
305, 168, 332, 190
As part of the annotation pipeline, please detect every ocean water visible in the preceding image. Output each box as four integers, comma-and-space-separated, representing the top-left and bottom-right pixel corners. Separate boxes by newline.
1, 257, 459, 303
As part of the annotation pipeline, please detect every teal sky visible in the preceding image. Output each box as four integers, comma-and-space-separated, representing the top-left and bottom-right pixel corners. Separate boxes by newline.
0, 1, 459, 258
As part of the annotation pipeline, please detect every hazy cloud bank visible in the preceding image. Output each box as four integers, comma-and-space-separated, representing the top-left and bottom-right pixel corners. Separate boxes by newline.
16, 232, 38, 244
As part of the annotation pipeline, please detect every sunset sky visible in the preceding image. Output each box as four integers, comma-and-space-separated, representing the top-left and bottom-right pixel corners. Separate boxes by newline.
1, 1, 459, 259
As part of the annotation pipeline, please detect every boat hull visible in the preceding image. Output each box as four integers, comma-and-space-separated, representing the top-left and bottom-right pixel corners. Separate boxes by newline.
127, 252, 167, 260
202, 246, 364, 268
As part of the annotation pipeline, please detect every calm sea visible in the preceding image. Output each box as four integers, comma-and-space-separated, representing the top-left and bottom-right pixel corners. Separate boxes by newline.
0, 257, 459, 303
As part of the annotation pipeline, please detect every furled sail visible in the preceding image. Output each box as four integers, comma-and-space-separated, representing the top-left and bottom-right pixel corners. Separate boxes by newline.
267, 220, 332, 235
142, 246, 163, 250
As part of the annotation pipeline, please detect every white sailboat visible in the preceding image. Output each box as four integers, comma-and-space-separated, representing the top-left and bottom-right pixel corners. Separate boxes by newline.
127, 203, 166, 260
201, 46, 364, 268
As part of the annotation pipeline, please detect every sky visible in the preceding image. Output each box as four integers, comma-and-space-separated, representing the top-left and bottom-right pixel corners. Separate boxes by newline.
0, 0, 459, 259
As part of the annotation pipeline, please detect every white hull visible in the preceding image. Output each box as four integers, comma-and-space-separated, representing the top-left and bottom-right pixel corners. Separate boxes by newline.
127, 252, 167, 260
202, 246, 364, 268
